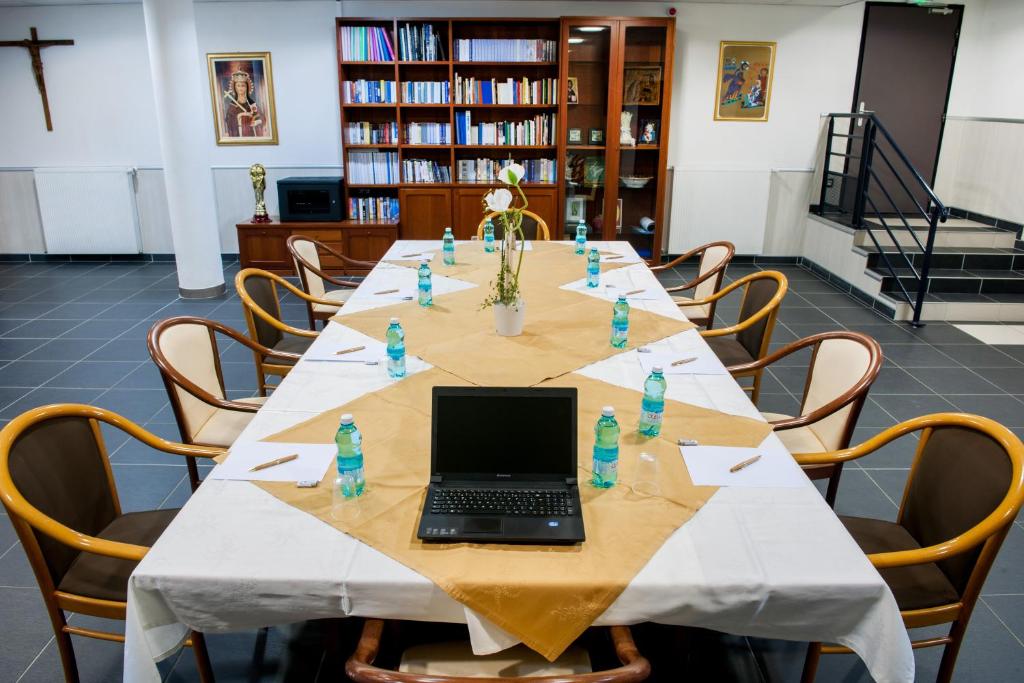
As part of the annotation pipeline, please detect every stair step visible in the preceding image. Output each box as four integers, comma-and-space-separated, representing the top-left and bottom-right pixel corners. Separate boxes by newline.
877, 291, 1024, 322
864, 217, 1003, 231
870, 266, 1024, 296
856, 245, 1024, 271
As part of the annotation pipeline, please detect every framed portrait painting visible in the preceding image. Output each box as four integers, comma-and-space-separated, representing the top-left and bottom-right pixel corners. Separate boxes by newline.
714, 41, 775, 122
622, 66, 662, 106
207, 52, 278, 145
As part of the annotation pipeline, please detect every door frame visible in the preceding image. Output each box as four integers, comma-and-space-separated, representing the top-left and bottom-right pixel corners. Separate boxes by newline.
850, 1, 964, 186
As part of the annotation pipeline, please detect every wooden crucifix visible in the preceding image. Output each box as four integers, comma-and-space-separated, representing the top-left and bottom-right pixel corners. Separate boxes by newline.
0, 27, 74, 131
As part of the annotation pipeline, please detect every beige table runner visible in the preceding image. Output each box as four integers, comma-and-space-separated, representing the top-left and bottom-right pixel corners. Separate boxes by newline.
254, 370, 772, 660
337, 243, 694, 386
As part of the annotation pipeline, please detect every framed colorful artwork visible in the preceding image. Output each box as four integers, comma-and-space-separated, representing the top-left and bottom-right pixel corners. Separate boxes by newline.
714, 41, 776, 122
567, 77, 579, 104
207, 52, 278, 145
638, 119, 658, 144
566, 196, 586, 223
622, 66, 662, 105
588, 128, 604, 145
568, 127, 583, 144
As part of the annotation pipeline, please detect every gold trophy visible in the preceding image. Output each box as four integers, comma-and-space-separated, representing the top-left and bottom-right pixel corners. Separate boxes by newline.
249, 163, 271, 223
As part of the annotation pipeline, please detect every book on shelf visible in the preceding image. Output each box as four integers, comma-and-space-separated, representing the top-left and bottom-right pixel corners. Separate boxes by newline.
454, 38, 557, 63
398, 23, 446, 61
402, 159, 451, 183
345, 121, 398, 145
339, 25, 395, 61
404, 122, 451, 145
348, 196, 399, 222
342, 80, 396, 104
456, 158, 557, 184
347, 151, 399, 184
401, 80, 450, 104
454, 111, 556, 146
454, 74, 557, 105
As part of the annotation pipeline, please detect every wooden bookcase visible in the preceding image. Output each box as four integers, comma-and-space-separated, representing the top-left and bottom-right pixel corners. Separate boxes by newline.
336, 15, 674, 262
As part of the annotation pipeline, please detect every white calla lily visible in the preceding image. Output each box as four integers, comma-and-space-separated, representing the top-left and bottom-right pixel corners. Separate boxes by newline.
498, 162, 526, 186
483, 188, 513, 213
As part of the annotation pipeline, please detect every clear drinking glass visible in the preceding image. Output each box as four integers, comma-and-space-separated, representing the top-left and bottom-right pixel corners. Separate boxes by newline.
632, 451, 659, 497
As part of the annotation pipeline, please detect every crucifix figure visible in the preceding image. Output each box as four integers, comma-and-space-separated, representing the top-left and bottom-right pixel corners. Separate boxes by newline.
0, 27, 74, 131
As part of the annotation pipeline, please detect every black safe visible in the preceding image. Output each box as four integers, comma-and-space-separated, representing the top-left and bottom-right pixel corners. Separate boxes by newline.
276, 177, 343, 221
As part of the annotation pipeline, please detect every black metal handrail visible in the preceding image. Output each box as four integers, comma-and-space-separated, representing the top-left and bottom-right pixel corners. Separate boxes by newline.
816, 112, 949, 326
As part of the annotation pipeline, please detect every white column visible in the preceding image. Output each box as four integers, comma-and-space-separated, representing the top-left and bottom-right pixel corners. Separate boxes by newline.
142, 0, 225, 298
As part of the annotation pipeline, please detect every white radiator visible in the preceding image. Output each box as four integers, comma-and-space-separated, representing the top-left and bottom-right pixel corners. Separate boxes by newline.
33, 167, 142, 254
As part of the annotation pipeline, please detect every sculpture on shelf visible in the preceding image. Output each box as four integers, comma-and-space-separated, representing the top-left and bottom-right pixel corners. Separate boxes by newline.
249, 163, 271, 223
619, 110, 636, 147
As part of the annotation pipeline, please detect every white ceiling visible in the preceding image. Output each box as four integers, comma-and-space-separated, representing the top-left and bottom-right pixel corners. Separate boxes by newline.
0, 0, 870, 8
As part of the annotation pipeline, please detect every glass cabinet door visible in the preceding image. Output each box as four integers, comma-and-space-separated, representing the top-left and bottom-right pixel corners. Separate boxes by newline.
616, 21, 670, 260
561, 20, 616, 239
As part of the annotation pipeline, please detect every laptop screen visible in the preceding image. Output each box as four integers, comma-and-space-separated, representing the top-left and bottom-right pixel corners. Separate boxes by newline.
431, 387, 577, 481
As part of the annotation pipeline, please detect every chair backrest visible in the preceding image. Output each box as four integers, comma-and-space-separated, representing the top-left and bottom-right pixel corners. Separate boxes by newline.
693, 243, 733, 302
149, 319, 227, 442
238, 272, 285, 348
289, 237, 326, 299
478, 210, 551, 241
735, 273, 785, 360
3, 415, 118, 586
801, 335, 881, 450
900, 425, 1016, 594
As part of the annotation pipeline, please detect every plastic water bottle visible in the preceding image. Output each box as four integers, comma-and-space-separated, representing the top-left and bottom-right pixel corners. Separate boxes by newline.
386, 317, 406, 378
335, 413, 365, 498
442, 227, 456, 265
417, 260, 432, 307
638, 366, 667, 436
586, 247, 600, 288
483, 219, 496, 253
611, 295, 629, 348
574, 219, 587, 255
592, 406, 620, 488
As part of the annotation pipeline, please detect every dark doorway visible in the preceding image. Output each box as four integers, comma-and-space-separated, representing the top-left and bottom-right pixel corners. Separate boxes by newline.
847, 2, 962, 214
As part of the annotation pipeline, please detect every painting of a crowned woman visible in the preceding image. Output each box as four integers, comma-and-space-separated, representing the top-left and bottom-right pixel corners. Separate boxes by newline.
207, 53, 278, 145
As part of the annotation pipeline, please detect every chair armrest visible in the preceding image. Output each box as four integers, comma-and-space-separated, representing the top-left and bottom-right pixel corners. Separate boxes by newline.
699, 272, 788, 339
664, 267, 723, 295
650, 245, 701, 272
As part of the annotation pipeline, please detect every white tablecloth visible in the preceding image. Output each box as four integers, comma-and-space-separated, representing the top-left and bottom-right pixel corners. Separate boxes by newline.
124, 242, 913, 682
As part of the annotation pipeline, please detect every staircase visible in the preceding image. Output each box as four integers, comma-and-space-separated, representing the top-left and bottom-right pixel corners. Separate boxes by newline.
814, 113, 1024, 324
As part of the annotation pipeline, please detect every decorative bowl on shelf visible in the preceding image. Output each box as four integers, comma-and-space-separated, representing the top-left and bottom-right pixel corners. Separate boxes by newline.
620, 175, 653, 189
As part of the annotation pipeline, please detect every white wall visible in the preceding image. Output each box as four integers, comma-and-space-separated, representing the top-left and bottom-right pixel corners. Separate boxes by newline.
935, 0, 1024, 224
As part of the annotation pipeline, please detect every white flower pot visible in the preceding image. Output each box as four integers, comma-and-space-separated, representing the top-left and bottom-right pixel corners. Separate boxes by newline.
494, 300, 526, 337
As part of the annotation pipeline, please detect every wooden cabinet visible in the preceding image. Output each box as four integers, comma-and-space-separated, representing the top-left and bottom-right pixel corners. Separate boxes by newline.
454, 187, 558, 239
236, 220, 398, 275
399, 188, 452, 240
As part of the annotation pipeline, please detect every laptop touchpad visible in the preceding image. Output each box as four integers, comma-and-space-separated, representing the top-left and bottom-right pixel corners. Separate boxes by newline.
463, 518, 502, 534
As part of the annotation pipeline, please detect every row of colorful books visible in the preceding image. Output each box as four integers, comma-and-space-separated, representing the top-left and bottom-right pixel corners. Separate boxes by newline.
342, 80, 396, 104
456, 158, 557, 184
402, 80, 450, 104
453, 38, 557, 63
454, 75, 558, 105
344, 121, 398, 145
454, 112, 557, 146
348, 196, 399, 222
398, 23, 445, 61
347, 151, 399, 184
404, 122, 452, 145
402, 159, 452, 183
339, 26, 395, 62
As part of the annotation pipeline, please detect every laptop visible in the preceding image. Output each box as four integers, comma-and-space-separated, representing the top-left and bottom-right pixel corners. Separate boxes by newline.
417, 386, 585, 544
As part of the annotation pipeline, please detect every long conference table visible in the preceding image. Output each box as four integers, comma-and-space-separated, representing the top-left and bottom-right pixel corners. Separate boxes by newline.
123, 240, 914, 682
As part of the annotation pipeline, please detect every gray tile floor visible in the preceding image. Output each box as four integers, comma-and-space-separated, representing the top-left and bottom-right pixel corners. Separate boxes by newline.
0, 258, 1022, 681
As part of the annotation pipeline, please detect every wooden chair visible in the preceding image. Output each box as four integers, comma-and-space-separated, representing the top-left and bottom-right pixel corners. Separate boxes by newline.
650, 241, 734, 328
235, 267, 324, 395
477, 210, 551, 241
797, 413, 1024, 683
0, 404, 223, 683
346, 619, 650, 682
728, 331, 884, 506
695, 270, 788, 404
148, 316, 301, 491
285, 235, 371, 330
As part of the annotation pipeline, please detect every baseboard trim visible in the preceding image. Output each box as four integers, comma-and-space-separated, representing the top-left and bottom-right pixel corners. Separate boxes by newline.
0, 253, 241, 264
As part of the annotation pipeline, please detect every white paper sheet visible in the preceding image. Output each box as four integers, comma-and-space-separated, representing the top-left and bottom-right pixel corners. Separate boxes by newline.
303, 339, 386, 364
680, 438, 807, 488
636, 350, 728, 376
209, 442, 336, 483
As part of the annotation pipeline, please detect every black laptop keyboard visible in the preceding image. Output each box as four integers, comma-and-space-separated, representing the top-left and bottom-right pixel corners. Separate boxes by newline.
431, 488, 575, 516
